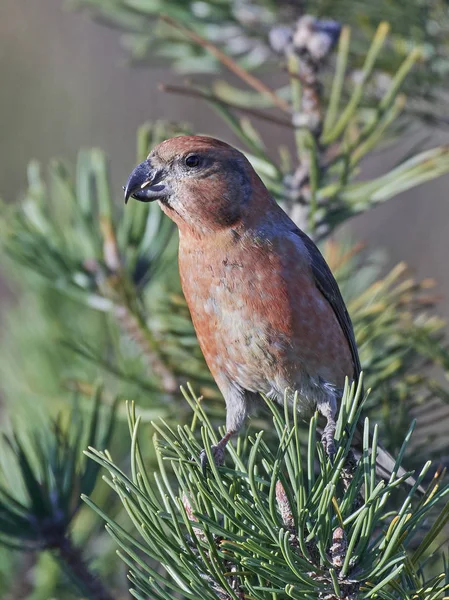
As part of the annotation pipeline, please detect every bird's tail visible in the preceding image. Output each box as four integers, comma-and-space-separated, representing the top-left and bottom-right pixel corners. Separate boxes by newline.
352, 423, 423, 492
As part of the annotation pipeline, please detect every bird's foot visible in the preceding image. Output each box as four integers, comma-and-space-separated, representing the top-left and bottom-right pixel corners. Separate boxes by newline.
321, 422, 336, 461
199, 431, 233, 476
317, 391, 337, 462
200, 444, 226, 476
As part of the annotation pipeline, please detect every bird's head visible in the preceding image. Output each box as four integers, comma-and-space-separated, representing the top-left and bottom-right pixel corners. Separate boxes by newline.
124, 136, 270, 237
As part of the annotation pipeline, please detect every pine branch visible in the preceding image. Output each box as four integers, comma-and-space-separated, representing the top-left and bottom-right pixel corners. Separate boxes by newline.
73, 0, 449, 127
83, 382, 449, 600
57, 536, 115, 600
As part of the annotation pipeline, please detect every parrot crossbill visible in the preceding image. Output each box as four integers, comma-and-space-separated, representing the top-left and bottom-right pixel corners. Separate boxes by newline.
124, 135, 404, 482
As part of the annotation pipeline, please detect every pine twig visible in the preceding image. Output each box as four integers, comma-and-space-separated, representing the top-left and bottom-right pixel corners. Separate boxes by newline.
276, 16, 340, 232
158, 83, 293, 129
84, 383, 449, 600
160, 14, 291, 113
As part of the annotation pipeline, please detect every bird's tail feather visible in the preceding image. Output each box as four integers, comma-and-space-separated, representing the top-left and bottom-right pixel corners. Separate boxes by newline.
352, 424, 423, 492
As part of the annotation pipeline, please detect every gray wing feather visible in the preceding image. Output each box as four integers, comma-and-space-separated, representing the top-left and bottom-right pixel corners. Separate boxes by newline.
293, 228, 361, 380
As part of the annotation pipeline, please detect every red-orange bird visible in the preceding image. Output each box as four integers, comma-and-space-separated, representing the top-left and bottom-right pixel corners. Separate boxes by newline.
124, 135, 395, 476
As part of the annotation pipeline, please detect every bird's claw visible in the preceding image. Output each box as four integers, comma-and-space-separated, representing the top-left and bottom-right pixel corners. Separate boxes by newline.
199, 443, 226, 476
321, 426, 336, 462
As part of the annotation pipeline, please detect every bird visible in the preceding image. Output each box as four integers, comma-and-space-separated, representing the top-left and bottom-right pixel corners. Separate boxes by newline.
124, 135, 404, 482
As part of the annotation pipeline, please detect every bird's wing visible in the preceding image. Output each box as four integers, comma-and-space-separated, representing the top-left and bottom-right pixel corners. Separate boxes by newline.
293, 228, 361, 380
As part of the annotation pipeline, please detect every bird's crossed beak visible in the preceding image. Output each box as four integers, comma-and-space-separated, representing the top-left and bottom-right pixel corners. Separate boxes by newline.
123, 160, 170, 204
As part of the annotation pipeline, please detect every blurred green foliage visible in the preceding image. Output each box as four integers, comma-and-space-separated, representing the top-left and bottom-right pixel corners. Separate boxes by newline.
0, 389, 116, 599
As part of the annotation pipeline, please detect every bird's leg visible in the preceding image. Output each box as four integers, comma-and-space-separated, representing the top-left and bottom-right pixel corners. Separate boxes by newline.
200, 430, 234, 475
200, 384, 251, 475
317, 391, 337, 459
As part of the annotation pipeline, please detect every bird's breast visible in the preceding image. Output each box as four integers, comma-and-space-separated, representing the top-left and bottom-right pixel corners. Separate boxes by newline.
178, 238, 298, 394
178, 231, 353, 401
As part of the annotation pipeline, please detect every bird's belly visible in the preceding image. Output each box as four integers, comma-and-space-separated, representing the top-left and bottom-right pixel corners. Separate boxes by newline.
182, 251, 349, 418
214, 319, 286, 393
197, 285, 317, 411
210, 318, 324, 417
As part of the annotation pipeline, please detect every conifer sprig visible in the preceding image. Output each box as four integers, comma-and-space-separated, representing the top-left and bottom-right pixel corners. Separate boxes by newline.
84, 380, 449, 600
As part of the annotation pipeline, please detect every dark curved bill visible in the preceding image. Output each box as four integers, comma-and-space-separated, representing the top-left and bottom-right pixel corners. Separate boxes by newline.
124, 161, 170, 204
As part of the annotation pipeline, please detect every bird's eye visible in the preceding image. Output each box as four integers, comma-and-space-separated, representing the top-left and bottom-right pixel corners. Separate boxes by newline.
185, 154, 200, 168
